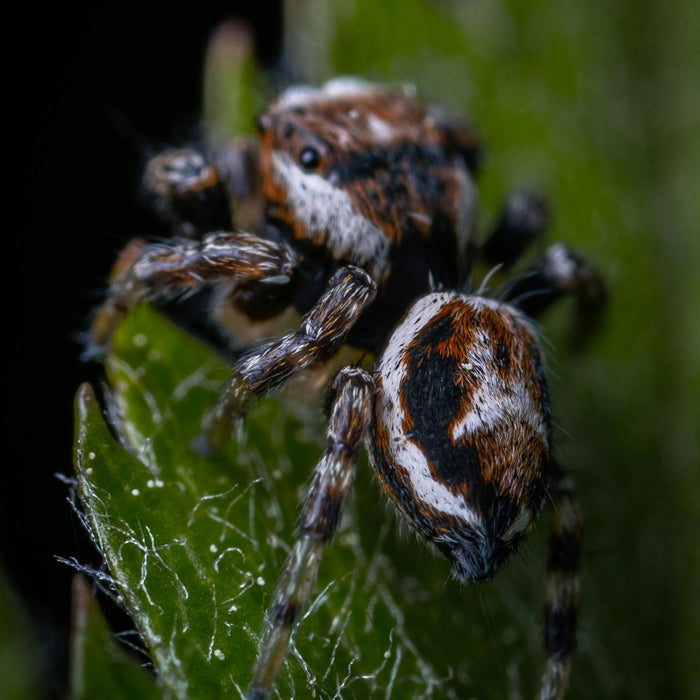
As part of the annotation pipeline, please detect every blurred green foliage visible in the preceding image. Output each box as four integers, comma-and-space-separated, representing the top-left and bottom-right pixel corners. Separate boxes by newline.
69, 576, 160, 700
72, 1, 699, 699
0, 566, 41, 700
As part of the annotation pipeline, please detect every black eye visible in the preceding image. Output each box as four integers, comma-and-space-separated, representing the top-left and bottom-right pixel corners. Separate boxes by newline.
299, 146, 321, 172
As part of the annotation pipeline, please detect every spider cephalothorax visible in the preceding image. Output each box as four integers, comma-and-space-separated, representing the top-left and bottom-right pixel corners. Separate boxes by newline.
253, 79, 482, 350
90, 77, 605, 700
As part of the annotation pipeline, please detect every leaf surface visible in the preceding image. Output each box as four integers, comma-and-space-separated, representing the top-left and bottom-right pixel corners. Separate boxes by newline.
75, 303, 543, 699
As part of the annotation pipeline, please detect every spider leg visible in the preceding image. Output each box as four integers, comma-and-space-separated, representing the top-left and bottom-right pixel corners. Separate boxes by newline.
538, 460, 582, 700
144, 140, 259, 237
246, 366, 374, 700
89, 231, 297, 355
199, 266, 377, 451
144, 148, 232, 237
503, 243, 608, 346
480, 190, 550, 269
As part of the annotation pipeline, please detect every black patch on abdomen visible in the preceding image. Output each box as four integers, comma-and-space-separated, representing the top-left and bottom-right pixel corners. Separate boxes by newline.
400, 309, 519, 532
401, 313, 485, 490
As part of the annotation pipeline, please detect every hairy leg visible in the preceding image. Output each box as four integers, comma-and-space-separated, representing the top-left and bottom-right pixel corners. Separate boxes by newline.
246, 366, 374, 700
200, 266, 376, 451
538, 461, 582, 700
144, 141, 259, 237
481, 190, 550, 268
89, 231, 297, 354
504, 244, 608, 346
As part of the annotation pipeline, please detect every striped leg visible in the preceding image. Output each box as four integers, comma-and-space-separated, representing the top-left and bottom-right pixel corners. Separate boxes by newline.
503, 244, 608, 347
144, 148, 233, 237
538, 462, 582, 700
89, 231, 297, 355
246, 367, 374, 700
480, 190, 550, 269
200, 266, 376, 451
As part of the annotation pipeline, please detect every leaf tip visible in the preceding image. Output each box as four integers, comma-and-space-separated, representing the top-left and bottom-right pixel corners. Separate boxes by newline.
75, 382, 97, 418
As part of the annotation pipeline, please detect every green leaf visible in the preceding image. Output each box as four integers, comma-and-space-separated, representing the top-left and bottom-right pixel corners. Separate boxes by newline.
75, 304, 547, 699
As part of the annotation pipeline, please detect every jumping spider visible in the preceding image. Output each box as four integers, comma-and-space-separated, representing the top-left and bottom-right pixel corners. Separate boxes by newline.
90, 78, 606, 699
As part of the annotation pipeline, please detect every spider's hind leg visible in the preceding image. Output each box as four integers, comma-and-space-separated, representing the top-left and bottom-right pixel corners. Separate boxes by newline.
539, 460, 582, 700
246, 366, 374, 700
479, 192, 607, 346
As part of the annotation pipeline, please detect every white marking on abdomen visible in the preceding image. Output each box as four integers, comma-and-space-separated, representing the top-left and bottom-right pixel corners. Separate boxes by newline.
374, 293, 484, 528
450, 327, 546, 442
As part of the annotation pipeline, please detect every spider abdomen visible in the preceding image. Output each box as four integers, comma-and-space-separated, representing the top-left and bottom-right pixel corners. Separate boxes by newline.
369, 292, 551, 581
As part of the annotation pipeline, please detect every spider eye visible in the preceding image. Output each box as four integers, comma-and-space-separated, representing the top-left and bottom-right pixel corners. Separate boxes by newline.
298, 146, 321, 172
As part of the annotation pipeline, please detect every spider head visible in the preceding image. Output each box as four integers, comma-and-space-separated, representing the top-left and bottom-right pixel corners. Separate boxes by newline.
255, 78, 476, 280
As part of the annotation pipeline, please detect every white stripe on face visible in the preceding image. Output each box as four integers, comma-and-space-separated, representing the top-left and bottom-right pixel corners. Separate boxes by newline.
271, 151, 390, 277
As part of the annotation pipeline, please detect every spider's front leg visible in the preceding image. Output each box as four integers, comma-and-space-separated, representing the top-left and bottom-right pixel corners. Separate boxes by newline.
200, 266, 377, 452
246, 366, 375, 700
88, 231, 297, 356
144, 141, 258, 237
144, 148, 231, 237
539, 461, 582, 700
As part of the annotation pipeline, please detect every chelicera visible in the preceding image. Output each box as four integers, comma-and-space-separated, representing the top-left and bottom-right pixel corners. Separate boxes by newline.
90, 78, 606, 699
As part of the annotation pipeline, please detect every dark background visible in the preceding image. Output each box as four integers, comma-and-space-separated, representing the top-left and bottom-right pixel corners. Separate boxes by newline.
8, 4, 280, 697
